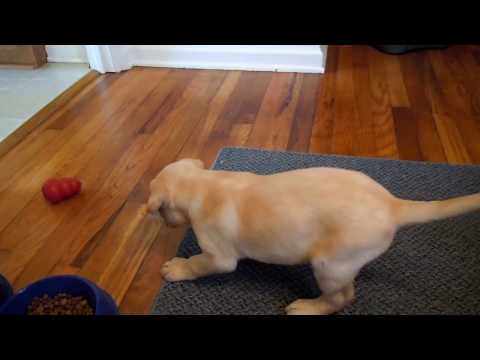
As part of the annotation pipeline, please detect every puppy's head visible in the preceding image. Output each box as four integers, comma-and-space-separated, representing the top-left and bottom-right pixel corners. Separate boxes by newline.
147, 158, 204, 227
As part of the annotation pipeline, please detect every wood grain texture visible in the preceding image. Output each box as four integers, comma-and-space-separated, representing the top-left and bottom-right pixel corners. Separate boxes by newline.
309, 44, 339, 154
392, 107, 423, 161
351, 46, 378, 157
177, 71, 242, 161
366, 47, 399, 159
119, 225, 185, 314
1, 46, 479, 313
286, 74, 320, 152
246, 72, 303, 150
383, 54, 410, 108
331, 46, 357, 155
211, 71, 272, 137
425, 58, 473, 164
399, 52, 446, 162
450, 47, 480, 117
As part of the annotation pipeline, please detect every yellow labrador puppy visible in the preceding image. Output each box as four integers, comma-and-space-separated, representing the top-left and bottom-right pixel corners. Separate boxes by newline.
147, 158, 480, 315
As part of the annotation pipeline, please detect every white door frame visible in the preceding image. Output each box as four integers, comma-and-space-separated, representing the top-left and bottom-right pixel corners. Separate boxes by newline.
85, 45, 132, 73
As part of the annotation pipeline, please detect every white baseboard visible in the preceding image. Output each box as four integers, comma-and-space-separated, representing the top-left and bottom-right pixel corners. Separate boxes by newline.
130, 45, 326, 73
46, 45, 88, 64
47, 56, 88, 63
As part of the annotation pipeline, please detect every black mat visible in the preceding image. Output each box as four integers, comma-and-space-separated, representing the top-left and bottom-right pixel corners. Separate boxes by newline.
151, 147, 480, 315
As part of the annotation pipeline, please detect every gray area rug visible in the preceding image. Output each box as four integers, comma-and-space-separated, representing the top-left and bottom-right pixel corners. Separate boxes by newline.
151, 147, 480, 315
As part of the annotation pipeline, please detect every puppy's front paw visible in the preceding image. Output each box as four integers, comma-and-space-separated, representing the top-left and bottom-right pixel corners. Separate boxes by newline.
161, 257, 193, 282
285, 298, 330, 315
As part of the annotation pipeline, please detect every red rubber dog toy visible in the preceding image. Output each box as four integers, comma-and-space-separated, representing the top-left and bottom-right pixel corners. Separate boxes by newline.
42, 177, 82, 204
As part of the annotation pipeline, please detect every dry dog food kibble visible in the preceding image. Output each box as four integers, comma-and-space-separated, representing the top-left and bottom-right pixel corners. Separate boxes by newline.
27, 293, 94, 315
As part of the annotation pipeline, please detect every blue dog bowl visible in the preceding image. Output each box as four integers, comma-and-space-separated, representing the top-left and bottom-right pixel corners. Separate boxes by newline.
0, 275, 119, 315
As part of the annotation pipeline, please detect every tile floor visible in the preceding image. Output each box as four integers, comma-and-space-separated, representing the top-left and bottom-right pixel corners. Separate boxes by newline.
0, 63, 91, 141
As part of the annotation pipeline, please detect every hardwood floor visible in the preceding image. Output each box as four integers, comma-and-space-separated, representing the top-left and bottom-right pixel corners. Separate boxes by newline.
1, 45, 479, 314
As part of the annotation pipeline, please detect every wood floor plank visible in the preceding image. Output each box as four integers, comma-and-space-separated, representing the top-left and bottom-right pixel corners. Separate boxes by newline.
432, 112, 472, 164
198, 72, 273, 166
96, 208, 160, 303
176, 71, 242, 160
0, 129, 60, 187
0, 250, 10, 270
399, 52, 445, 162
443, 48, 480, 118
309, 45, 339, 154
230, 123, 252, 145
139, 69, 197, 134
392, 107, 423, 161
119, 225, 185, 314
331, 46, 357, 155
286, 74, 321, 152
70, 205, 125, 268
136, 70, 229, 190
246, 72, 303, 150
212, 71, 272, 137
75, 201, 146, 283
366, 47, 399, 159
351, 46, 378, 157
49, 265, 80, 277
459, 48, 480, 115
383, 53, 410, 107
47, 73, 123, 130
428, 50, 477, 119
425, 55, 480, 163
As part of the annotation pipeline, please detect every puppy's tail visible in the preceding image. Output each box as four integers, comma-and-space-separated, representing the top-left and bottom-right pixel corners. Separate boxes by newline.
394, 193, 480, 227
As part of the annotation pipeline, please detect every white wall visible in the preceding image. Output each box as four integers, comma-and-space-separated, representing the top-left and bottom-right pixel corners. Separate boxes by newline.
46, 45, 88, 63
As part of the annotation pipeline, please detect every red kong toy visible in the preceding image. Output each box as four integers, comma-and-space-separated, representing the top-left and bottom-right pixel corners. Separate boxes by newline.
42, 177, 82, 204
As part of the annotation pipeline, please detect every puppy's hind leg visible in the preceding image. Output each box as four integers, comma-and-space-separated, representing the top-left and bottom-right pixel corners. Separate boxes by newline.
286, 259, 357, 315
286, 227, 394, 315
